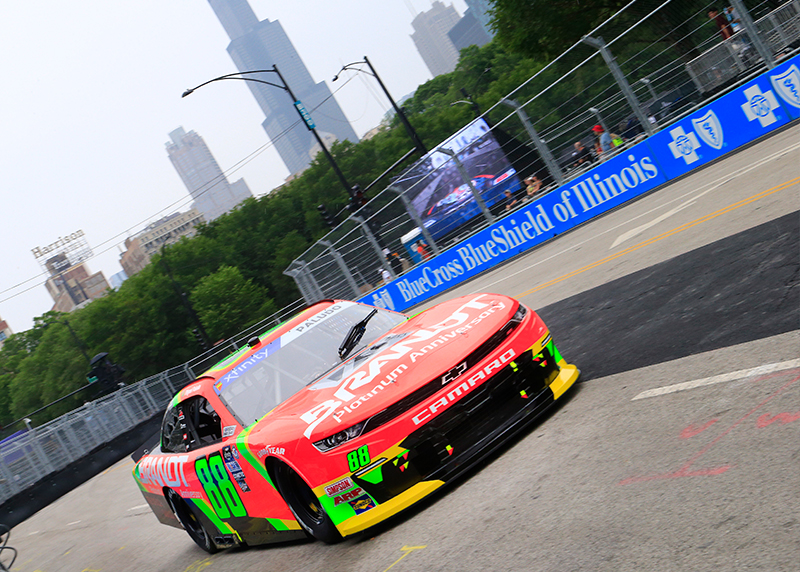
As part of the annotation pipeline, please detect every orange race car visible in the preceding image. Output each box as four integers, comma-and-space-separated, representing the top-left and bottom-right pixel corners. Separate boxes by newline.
133, 293, 579, 552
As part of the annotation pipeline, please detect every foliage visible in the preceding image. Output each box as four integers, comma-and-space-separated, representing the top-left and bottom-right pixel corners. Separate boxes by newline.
1, 0, 728, 427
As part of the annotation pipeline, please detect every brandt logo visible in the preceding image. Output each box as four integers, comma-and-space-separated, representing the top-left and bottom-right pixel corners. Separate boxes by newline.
667, 126, 701, 164
691, 110, 724, 150
770, 65, 800, 109
741, 85, 779, 127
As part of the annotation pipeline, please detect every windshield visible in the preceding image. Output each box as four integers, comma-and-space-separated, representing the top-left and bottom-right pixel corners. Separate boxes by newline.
215, 302, 406, 426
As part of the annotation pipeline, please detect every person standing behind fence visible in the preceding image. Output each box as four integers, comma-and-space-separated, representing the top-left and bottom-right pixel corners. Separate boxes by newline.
725, 6, 742, 33
416, 240, 432, 261
592, 125, 613, 155
709, 8, 733, 40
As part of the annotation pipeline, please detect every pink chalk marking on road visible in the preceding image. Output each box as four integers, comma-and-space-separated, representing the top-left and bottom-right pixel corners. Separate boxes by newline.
679, 419, 718, 439
756, 411, 800, 428
619, 372, 800, 486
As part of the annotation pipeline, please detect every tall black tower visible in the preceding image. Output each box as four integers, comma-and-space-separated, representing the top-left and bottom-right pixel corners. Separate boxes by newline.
208, 0, 359, 176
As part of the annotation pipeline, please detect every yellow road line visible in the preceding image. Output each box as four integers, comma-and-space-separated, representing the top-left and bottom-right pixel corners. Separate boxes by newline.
514, 176, 800, 299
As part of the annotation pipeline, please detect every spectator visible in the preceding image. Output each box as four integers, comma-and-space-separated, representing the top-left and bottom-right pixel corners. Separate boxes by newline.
709, 8, 733, 40
570, 142, 593, 167
416, 240, 432, 261
387, 251, 403, 275
504, 190, 518, 211
380, 267, 392, 284
725, 6, 742, 33
592, 124, 613, 154
524, 174, 544, 197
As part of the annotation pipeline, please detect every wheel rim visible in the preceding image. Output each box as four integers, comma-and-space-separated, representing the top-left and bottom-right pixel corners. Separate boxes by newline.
283, 467, 325, 526
168, 491, 208, 541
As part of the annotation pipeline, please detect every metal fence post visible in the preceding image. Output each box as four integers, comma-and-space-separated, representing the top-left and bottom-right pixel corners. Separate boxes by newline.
388, 186, 441, 257
319, 240, 361, 299
284, 262, 315, 305
501, 99, 565, 185
436, 147, 495, 224
351, 216, 397, 279
296, 260, 326, 302
582, 36, 655, 136
730, 0, 776, 69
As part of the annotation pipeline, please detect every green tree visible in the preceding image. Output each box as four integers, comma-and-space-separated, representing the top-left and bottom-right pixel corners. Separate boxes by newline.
191, 266, 276, 343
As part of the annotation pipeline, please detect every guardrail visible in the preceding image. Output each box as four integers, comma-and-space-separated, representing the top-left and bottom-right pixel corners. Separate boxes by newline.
0, 298, 306, 505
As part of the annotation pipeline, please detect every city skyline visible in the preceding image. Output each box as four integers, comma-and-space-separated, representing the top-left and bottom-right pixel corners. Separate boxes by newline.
0, 0, 469, 332
210, 0, 360, 176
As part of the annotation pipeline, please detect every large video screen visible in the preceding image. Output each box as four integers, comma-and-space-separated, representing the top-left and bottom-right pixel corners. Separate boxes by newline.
392, 118, 519, 246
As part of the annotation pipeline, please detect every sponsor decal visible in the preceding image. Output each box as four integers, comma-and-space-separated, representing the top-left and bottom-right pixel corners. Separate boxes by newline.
325, 477, 355, 497
771, 64, 800, 108
181, 383, 203, 399
371, 289, 395, 311
741, 85, 779, 127
691, 110, 724, 150
180, 490, 203, 499
137, 455, 189, 488
222, 445, 250, 492
222, 425, 236, 438
256, 445, 286, 458
334, 487, 365, 506
411, 348, 517, 425
349, 494, 376, 515
667, 126, 701, 164
300, 296, 506, 437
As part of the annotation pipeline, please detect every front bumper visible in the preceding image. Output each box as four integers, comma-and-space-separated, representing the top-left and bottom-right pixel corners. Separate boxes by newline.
335, 342, 579, 536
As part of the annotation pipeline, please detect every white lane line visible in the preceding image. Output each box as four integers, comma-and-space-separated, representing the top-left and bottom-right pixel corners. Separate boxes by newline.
632, 359, 800, 400
127, 504, 149, 511
27, 530, 40, 536
610, 200, 696, 248
67, 520, 82, 526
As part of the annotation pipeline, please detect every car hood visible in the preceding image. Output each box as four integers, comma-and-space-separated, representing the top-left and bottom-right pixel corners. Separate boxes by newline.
264, 293, 518, 442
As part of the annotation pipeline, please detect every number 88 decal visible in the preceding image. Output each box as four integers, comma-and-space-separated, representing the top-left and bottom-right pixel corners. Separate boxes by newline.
195, 455, 246, 518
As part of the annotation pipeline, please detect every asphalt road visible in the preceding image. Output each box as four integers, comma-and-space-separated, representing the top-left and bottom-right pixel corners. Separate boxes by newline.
6, 123, 799, 572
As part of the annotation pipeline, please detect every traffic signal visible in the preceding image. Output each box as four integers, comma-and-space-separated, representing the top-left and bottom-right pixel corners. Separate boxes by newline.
352, 184, 366, 208
317, 204, 336, 228
193, 328, 209, 351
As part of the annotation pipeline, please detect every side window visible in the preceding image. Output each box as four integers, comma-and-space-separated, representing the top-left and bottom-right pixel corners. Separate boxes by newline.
160, 396, 223, 453
161, 405, 183, 454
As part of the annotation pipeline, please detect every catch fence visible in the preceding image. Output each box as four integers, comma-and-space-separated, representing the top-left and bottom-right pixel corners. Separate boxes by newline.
3, 0, 799, 509
285, 0, 800, 305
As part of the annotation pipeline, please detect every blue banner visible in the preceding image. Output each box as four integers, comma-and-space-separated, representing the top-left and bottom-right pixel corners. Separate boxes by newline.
360, 54, 800, 313
768, 57, 800, 120
648, 62, 794, 180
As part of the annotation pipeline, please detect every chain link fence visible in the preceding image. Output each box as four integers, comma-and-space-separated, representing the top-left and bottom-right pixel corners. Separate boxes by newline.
3, 0, 799, 509
0, 298, 306, 505
286, 0, 800, 305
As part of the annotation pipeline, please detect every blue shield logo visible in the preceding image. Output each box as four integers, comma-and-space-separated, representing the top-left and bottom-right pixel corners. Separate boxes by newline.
691, 110, 724, 150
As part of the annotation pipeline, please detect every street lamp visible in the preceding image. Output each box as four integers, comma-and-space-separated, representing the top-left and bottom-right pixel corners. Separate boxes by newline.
333, 56, 428, 157
183, 65, 353, 196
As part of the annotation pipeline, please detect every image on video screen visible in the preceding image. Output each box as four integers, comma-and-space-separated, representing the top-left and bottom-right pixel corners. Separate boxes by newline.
392, 118, 520, 242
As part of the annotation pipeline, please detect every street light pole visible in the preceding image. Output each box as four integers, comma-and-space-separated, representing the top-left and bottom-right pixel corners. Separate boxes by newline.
183, 66, 353, 196
333, 56, 428, 157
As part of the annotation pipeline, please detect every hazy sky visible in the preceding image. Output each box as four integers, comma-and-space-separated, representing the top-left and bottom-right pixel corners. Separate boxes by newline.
0, 0, 469, 332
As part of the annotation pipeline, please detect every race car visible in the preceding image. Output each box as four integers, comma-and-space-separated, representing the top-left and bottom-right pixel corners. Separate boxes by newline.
133, 294, 579, 552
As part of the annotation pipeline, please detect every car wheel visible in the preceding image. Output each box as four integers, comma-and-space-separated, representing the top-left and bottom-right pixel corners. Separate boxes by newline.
165, 488, 218, 554
273, 463, 342, 544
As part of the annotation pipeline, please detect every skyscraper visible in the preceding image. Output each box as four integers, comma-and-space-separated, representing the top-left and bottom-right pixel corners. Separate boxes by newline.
463, 0, 495, 39
411, 1, 462, 77
207, 0, 359, 176
166, 127, 252, 222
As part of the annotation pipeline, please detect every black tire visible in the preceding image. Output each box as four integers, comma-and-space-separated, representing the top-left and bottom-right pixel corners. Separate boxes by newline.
273, 463, 342, 544
165, 489, 218, 554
